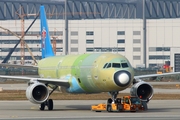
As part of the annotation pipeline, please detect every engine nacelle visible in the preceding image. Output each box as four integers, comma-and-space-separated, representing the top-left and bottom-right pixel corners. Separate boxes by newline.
26, 80, 49, 104
130, 81, 153, 102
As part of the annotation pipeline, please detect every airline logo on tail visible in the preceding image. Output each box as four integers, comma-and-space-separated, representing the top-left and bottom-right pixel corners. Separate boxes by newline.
40, 6, 55, 59
41, 27, 46, 49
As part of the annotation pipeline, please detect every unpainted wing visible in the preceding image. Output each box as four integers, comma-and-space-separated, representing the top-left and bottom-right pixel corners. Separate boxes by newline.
134, 72, 180, 79
0, 75, 69, 87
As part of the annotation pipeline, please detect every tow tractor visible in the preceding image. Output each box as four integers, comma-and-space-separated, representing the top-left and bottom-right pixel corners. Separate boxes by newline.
91, 96, 146, 112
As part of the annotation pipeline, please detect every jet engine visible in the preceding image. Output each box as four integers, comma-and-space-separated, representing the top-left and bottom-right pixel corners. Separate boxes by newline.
26, 80, 49, 104
130, 81, 153, 102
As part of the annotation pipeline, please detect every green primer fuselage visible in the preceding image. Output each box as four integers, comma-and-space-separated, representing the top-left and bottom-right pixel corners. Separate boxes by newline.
38, 53, 134, 93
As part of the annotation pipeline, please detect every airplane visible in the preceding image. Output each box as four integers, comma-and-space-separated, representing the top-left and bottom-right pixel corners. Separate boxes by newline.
0, 5, 180, 111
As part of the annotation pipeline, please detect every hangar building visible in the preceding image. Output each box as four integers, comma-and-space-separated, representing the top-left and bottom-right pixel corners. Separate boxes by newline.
0, 0, 180, 71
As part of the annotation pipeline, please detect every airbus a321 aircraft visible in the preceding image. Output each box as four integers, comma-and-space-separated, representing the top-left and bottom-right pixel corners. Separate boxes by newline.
0, 6, 180, 111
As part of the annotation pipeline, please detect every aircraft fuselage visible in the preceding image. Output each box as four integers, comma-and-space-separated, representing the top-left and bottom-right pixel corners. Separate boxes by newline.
38, 53, 134, 93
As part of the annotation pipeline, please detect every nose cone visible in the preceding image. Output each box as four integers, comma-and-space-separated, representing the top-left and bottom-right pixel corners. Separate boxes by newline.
118, 73, 129, 84
114, 71, 131, 87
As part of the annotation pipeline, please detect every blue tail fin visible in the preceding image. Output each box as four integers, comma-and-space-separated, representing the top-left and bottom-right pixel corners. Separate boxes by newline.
40, 6, 55, 59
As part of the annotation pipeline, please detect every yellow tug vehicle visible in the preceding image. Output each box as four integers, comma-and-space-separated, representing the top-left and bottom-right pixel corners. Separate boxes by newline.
91, 96, 146, 112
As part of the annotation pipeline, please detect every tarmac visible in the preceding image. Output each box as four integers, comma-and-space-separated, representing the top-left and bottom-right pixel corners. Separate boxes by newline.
0, 82, 180, 120
0, 100, 180, 120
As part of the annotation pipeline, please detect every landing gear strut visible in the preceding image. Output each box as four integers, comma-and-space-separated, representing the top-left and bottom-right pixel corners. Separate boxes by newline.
108, 91, 119, 103
39, 85, 58, 111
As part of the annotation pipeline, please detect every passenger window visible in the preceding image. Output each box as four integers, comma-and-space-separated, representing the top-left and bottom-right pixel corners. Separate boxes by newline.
121, 63, 128, 68
103, 63, 108, 68
106, 63, 111, 68
112, 63, 121, 68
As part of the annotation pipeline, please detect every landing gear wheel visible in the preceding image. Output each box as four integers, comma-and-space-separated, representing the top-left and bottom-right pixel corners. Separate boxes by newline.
47, 99, 53, 110
39, 99, 54, 111
107, 105, 112, 112
107, 98, 113, 104
40, 102, 45, 110
107, 98, 113, 112
142, 101, 148, 111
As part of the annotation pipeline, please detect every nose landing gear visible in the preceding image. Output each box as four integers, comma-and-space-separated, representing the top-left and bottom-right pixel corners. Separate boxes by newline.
108, 91, 119, 103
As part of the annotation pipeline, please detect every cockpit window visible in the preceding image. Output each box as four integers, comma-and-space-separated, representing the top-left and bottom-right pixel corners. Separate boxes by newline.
121, 63, 129, 68
103, 63, 126, 69
103, 63, 111, 69
112, 63, 121, 68
103, 63, 108, 68
106, 63, 111, 68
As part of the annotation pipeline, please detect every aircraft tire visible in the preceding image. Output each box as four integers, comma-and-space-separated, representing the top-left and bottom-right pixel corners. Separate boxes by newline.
107, 105, 112, 112
48, 99, 53, 110
142, 101, 148, 111
40, 102, 45, 110
107, 98, 112, 104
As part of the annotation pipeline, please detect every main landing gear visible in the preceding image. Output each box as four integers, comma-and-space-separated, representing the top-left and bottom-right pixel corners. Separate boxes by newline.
39, 85, 58, 111
40, 99, 53, 110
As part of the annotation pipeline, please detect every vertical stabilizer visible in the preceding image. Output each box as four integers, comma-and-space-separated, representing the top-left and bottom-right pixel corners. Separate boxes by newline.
40, 6, 55, 59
